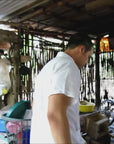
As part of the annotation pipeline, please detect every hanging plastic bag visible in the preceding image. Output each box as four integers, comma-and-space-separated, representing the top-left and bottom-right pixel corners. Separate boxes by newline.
0, 59, 11, 96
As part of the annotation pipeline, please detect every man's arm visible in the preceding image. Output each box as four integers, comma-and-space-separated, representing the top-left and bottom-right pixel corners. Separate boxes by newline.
47, 94, 72, 144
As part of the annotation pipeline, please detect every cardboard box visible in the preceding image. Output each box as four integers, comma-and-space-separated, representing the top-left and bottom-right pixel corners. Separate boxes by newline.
85, 112, 109, 139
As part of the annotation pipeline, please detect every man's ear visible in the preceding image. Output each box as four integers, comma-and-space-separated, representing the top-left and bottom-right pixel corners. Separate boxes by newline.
79, 45, 85, 54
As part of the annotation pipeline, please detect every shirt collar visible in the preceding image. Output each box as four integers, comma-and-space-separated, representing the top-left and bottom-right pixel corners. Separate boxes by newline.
56, 51, 80, 70
56, 51, 73, 60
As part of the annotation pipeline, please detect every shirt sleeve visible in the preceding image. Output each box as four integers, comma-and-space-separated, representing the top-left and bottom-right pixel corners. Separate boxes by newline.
49, 65, 81, 98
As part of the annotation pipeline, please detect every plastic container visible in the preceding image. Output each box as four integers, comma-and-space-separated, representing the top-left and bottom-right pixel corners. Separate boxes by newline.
79, 101, 95, 113
1, 115, 31, 144
0, 119, 6, 133
6, 100, 31, 119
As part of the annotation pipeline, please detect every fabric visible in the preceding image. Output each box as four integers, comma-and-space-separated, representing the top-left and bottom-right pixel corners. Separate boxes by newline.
30, 52, 86, 144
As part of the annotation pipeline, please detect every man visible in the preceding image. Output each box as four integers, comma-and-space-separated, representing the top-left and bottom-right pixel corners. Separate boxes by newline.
30, 33, 93, 144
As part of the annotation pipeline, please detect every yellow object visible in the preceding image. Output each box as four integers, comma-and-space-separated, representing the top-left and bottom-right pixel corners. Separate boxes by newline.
79, 101, 95, 113
2, 88, 8, 95
100, 37, 110, 52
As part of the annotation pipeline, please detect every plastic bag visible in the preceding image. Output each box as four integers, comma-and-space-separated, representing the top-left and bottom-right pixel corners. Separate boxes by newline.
0, 59, 11, 96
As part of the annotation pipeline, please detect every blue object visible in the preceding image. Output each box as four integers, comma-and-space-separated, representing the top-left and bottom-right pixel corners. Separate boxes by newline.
6, 100, 31, 119
23, 129, 30, 144
0, 119, 6, 132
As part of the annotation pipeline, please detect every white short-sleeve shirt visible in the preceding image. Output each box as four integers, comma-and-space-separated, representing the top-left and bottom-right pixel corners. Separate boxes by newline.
30, 52, 86, 144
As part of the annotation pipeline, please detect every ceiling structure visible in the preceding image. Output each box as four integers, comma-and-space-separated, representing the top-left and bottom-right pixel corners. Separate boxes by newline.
0, 0, 114, 40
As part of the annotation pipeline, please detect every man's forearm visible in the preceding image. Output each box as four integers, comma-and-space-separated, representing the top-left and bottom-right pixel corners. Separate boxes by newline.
48, 112, 71, 144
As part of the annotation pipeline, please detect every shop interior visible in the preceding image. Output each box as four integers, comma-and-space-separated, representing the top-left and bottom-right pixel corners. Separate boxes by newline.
0, 0, 114, 143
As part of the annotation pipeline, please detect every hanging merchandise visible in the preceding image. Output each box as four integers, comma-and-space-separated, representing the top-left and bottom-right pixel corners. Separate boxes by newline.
100, 37, 110, 52
19, 65, 30, 76
100, 36, 114, 52
0, 59, 11, 96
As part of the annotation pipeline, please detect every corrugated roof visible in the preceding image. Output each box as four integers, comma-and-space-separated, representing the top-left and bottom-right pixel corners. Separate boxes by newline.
0, 0, 36, 19
0, 0, 114, 39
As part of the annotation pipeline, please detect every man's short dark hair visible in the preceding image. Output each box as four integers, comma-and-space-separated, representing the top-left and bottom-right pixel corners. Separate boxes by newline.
67, 32, 93, 52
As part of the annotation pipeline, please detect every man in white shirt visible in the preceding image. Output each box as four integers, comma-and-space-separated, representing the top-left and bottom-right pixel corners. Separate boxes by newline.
30, 33, 93, 144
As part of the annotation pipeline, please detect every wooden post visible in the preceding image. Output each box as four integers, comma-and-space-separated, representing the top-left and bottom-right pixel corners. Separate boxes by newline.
95, 37, 101, 108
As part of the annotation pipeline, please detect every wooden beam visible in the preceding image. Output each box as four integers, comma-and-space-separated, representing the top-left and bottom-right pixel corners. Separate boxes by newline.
19, 0, 74, 22
20, 9, 44, 22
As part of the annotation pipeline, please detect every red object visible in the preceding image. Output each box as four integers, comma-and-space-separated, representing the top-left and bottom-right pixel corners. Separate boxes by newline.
16, 132, 23, 144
